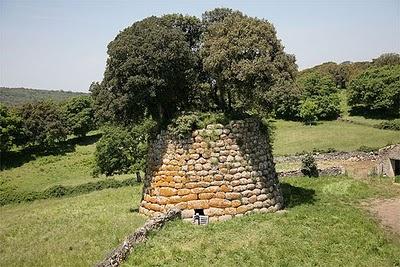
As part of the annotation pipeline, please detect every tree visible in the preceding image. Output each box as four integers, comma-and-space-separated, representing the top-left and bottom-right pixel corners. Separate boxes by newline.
62, 96, 94, 137
348, 65, 400, 117
202, 7, 242, 27
297, 72, 341, 121
17, 101, 68, 147
0, 104, 24, 152
372, 53, 400, 67
201, 12, 297, 114
299, 99, 318, 125
268, 81, 301, 120
91, 16, 196, 125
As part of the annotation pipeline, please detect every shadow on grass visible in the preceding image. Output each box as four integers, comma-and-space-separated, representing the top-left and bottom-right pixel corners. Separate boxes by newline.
281, 182, 316, 208
0, 133, 102, 170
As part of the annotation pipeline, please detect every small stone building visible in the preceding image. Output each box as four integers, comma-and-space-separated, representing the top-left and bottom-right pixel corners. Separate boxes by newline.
376, 144, 400, 178
139, 119, 284, 222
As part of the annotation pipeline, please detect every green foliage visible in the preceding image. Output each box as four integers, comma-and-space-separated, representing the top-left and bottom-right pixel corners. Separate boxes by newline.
301, 154, 319, 177
0, 87, 87, 107
167, 112, 230, 137
372, 53, 400, 67
93, 118, 156, 176
0, 178, 137, 206
375, 119, 400, 131
348, 65, 400, 117
17, 101, 68, 148
201, 11, 297, 115
297, 72, 341, 121
0, 104, 24, 152
92, 16, 196, 124
268, 81, 302, 120
299, 99, 318, 125
62, 96, 95, 136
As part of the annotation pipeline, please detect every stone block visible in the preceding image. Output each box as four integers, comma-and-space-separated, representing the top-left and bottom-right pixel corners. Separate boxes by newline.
159, 187, 177, 197
199, 192, 214, 200
214, 192, 226, 199
177, 189, 191, 196
224, 207, 237, 215
209, 198, 231, 208
231, 200, 241, 208
205, 207, 224, 217
187, 200, 209, 209
225, 192, 241, 200
182, 209, 194, 219
181, 194, 198, 202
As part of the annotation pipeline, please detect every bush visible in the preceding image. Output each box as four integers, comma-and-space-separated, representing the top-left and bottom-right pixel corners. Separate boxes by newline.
167, 112, 230, 137
375, 119, 400, 131
299, 99, 319, 125
93, 118, 156, 176
301, 154, 319, 177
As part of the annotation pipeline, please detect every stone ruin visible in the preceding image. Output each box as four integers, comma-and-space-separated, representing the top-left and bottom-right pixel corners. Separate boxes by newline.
139, 118, 284, 222
376, 144, 400, 178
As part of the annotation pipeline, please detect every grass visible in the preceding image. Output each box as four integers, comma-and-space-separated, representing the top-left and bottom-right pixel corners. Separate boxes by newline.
273, 120, 400, 156
0, 186, 146, 267
0, 142, 132, 194
123, 176, 400, 267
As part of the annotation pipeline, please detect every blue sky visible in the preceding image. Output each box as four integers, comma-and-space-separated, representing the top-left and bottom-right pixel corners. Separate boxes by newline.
0, 0, 399, 92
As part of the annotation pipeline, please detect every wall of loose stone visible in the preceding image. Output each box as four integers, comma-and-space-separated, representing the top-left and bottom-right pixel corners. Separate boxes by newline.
139, 119, 283, 222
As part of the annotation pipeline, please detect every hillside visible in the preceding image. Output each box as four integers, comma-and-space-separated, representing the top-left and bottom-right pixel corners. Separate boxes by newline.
0, 87, 88, 106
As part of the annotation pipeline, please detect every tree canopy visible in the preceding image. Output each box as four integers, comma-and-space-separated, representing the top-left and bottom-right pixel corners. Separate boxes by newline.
201, 12, 297, 114
348, 65, 400, 117
92, 16, 197, 124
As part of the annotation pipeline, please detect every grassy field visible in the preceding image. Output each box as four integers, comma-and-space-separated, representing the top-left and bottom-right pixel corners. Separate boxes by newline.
0, 186, 146, 267
0, 142, 131, 194
124, 176, 400, 267
273, 120, 400, 156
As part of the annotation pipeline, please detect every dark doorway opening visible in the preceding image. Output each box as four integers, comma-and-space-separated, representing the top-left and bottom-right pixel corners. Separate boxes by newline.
393, 159, 400, 176
194, 209, 204, 215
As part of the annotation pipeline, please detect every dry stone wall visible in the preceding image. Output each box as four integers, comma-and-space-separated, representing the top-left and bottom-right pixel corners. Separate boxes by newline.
139, 119, 283, 222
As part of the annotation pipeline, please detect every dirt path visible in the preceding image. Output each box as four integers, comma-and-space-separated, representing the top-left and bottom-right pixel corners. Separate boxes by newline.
364, 198, 400, 235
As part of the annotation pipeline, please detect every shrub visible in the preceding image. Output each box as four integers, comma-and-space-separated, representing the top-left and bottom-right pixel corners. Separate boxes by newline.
301, 154, 319, 177
299, 99, 319, 125
375, 119, 400, 131
167, 112, 230, 137
93, 118, 156, 176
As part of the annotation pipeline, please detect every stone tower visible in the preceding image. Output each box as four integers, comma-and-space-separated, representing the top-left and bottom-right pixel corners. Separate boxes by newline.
139, 119, 284, 222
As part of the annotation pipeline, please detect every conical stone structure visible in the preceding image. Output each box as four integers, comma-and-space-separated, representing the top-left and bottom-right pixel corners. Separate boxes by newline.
139, 119, 284, 222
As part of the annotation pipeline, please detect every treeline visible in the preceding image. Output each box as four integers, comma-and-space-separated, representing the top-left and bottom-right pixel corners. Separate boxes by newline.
0, 96, 95, 155
0, 87, 88, 106
293, 53, 400, 123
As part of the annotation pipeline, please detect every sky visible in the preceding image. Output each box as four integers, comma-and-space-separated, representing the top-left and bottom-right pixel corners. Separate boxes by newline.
0, 0, 399, 92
